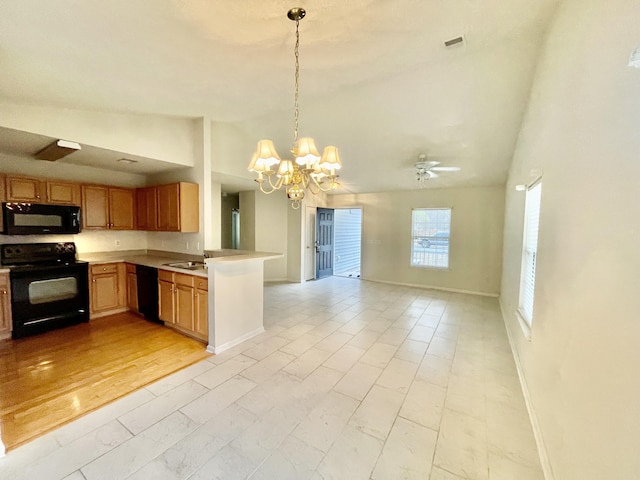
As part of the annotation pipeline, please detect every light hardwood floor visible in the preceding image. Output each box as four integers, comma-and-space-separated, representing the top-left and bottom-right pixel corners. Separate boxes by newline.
0, 313, 211, 451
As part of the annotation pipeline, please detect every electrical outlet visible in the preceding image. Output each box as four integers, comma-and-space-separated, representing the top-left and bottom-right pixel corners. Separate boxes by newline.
115, 239, 121, 247
186, 242, 189, 251
197, 242, 200, 251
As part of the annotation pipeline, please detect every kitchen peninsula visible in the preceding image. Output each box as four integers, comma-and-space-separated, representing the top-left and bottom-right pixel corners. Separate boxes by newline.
81, 249, 282, 353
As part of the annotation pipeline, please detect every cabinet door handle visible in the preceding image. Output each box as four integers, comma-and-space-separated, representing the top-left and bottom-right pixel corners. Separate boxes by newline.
1, 290, 6, 295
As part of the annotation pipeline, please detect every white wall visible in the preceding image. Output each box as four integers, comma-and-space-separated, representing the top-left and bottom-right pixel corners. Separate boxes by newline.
0, 152, 147, 188
254, 191, 288, 280
0, 103, 195, 166
329, 186, 505, 295
500, 1, 640, 479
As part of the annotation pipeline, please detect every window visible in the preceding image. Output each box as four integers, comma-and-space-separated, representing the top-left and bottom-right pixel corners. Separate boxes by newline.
518, 180, 542, 327
411, 208, 451, 269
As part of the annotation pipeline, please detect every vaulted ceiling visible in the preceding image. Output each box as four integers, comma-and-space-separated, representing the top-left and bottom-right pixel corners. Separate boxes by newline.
0, 0, 559, 194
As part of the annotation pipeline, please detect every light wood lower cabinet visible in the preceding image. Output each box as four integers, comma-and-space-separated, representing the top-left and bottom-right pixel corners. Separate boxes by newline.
0, 273, 12, 338
89, 262, 126, 319
194, 277, 208, 337
126, 263, 138, 313
158, 269, 207, 341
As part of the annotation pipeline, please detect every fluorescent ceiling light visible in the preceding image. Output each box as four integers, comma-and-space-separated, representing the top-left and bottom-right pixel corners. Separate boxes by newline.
34, 139, 81, 161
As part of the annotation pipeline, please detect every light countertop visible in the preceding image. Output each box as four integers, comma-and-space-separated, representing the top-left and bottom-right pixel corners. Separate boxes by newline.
78, 249, 282, 278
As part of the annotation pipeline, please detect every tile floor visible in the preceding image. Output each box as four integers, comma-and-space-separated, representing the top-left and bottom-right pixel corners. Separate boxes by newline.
0, 277, 544, 480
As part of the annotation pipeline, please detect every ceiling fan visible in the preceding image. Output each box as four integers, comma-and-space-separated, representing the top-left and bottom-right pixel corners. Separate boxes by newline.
415, 153, 460, 184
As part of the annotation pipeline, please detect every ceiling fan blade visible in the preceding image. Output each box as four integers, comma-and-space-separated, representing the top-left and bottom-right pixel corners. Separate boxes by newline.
430, 166, 460, 172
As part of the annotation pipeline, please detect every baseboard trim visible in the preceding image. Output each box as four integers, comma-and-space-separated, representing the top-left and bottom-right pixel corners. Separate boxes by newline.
207, 326, 265, 355
499, 298, 555, 480
366, 277, 499, 298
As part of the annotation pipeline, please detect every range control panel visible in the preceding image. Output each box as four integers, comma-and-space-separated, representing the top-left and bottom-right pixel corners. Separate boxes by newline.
0, 242, 78, 265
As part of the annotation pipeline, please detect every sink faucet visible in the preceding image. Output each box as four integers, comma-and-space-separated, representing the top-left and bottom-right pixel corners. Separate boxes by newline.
203, 251, 209, 263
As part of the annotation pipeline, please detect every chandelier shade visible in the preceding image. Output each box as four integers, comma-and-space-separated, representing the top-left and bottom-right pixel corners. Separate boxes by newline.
319, 146, 342, 172
294, 137, 321, 167
247, 7, 342, 209
254, 140, 281, 168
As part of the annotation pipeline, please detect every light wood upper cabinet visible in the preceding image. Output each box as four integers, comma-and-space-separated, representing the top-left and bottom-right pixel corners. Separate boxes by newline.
46, 180, 81, 205
6, 175, 81, 205
0, 273, 12, 337
136, 186, 157, 231
109, 188, 135, 230
157, 182, 198, 232
82, 186, 109, 229
5, 175, 44, 202
82, 185, 135, 230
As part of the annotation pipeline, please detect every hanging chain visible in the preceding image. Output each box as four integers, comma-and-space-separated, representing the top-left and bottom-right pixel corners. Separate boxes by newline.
293, 18, 300, 147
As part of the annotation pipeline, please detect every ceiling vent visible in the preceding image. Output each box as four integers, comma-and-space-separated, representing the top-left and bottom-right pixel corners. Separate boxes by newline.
34, 139, 81, 161
444, 36, 465, 48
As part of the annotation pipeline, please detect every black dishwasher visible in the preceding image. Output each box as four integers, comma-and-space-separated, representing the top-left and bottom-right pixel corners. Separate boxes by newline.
136, 265, 160, 323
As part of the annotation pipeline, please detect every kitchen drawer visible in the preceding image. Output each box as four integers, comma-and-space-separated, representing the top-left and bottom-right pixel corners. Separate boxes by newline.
158, 269, 174, 282
195, 278, 208, 290
91, 263, 119, 275
125, 263, 137, 274
174, 272, 195, 287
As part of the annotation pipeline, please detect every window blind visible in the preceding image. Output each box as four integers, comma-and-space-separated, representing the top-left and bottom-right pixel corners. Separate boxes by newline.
520, 180, 542, 324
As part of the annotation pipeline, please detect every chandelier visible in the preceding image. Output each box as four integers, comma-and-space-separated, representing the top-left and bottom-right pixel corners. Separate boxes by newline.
247, 7, 341, 209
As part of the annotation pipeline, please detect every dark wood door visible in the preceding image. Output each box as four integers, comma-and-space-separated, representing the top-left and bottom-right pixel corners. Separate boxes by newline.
316, 208, 335, 279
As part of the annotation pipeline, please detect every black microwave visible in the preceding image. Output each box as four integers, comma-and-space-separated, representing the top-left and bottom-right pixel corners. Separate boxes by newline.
2, 203, 82, 235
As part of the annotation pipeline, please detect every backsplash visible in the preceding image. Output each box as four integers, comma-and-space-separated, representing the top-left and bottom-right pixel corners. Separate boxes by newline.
0, 230, 148, 254
0, 230, 204, 256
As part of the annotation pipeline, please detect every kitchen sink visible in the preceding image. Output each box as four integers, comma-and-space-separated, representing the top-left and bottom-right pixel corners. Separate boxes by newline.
163, 261, 207, 270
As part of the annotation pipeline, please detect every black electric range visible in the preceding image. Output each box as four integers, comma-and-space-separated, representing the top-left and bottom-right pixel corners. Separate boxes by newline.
1, 242, 89, 338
